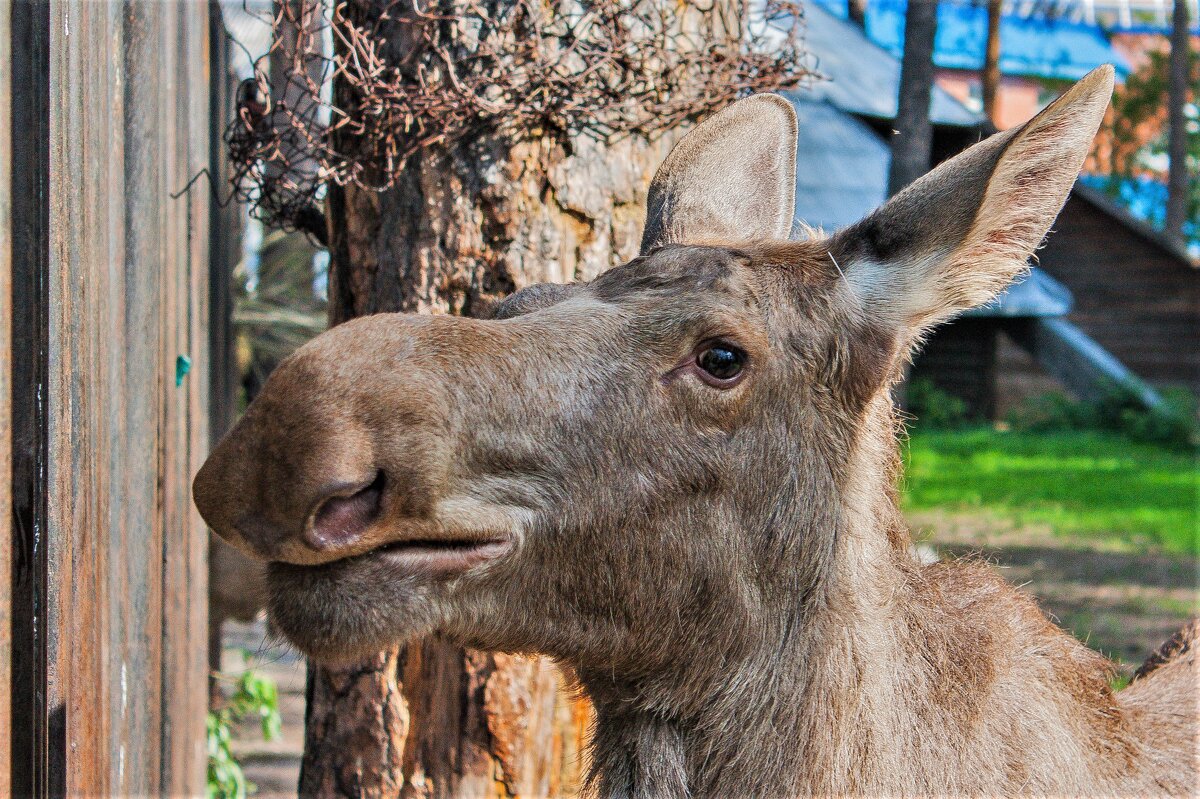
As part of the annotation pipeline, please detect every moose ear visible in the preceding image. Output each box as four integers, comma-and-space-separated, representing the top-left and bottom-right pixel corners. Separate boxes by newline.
830, 65, 1114, 334
640, 94, 798, 253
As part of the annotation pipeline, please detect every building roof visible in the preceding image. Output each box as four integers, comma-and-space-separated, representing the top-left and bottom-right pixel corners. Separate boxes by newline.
786, 96, 1072, 319
861, 0, 1131, 81
792, 2, 984, 126
1072, 180, 1199, 266
791, 99, 891, 232
963, 268, 1075, 318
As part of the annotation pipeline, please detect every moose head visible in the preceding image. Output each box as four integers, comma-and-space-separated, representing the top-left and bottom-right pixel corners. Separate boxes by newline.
195, 69, 1113, 691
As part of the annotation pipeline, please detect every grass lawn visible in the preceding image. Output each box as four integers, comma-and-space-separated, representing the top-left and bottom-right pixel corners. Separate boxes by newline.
902, 428, 1199, 556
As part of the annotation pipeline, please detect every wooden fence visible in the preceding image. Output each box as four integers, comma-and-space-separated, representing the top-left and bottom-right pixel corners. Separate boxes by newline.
4, 2, 221, 794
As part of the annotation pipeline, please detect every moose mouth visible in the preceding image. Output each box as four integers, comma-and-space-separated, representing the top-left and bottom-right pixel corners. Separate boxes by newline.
364, 536, 513, 577
300, 470, 514, 577
265, 533, 515, 664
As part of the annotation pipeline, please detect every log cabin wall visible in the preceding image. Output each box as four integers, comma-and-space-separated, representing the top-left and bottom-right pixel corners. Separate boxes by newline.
1037, 192, 1199, 396
909, 318, 999, 420
7, 2, 213, 794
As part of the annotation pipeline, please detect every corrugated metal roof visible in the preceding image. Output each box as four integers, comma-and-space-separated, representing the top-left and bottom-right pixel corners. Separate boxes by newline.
791, 99, 890, 232
790, 2, 984, 126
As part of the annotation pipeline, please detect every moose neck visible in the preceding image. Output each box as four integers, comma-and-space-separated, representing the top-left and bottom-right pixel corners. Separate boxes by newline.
582, 398, 922, 798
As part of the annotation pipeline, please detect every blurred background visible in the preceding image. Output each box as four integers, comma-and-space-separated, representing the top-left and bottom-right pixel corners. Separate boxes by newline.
4, 1, 1196, 797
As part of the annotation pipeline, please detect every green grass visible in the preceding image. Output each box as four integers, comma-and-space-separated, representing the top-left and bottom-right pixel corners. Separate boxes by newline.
902, 428, 1199, 556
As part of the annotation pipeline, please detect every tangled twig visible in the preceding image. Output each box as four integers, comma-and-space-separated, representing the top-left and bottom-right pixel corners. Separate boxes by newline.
226, 0, 815, 237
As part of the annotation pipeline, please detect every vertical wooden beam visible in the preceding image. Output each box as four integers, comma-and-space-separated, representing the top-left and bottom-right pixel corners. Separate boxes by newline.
0, 0, 13, 794
8, 2, 211, 793
159, 3, 210, 793
208, 0, 240, 448
119, 1, 165, 793
46, 2, 127, 791
9, 0, 50, 794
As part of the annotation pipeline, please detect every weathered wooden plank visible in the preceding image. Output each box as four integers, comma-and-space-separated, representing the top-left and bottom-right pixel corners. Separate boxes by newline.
8, 2, 211, 793
183, 0, 213, 785
47, 2, 128, 791
159, 4, 210, 794
0, 0, 13, 793
9, 0, 51, 793
209, 0, 242, 444
117, 1, 166, 793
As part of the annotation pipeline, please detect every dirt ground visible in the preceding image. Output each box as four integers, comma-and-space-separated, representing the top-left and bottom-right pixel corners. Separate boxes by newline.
221, 511, 1199, 797
219, 621, 306, 799
908, 510, 1199, 673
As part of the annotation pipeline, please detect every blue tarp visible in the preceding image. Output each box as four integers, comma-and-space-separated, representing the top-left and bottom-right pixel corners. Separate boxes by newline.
792, 2, 984, 125
814, 0, 1130, 81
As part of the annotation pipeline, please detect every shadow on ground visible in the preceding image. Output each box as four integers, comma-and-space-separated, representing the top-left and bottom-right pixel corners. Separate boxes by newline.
910, 510, 1199, 674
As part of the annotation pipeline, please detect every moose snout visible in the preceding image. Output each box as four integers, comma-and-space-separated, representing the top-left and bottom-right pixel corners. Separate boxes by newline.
192, 412, 386, 564
305, 470, 387, 550
192, 315, 457, 566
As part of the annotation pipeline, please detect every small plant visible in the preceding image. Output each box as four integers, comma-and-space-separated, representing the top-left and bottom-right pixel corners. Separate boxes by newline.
906, 378, 970, 430
207, 658, 282, 799
1007, 387, 1198, 451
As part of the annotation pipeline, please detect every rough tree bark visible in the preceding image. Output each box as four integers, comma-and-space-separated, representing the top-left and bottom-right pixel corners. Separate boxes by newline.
1164, 0, 1191, 240
888, 0, 939, 195
982, 0, 1002, 126
297, 4, 701, 796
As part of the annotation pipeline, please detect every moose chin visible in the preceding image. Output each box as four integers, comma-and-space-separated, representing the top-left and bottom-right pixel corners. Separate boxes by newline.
194, 65, 1198, 798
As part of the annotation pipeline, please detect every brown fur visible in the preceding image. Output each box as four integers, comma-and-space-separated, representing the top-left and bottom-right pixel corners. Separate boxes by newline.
194, 70, 1198, 796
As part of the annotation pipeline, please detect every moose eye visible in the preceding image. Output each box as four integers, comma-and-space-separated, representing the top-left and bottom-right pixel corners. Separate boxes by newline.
695, 343, 746, 384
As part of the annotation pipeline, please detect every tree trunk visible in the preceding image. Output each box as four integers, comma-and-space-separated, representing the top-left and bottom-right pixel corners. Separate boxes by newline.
848, 0, 868, 28
982, 0, 1002, 126
301, 128, 678, 799
298, 5, 697, 796
888, 0, 939, 195
1165, 0, 1191, 240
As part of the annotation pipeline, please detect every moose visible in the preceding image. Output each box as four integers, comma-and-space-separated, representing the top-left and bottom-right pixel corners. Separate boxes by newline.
195, 66, 1197, 796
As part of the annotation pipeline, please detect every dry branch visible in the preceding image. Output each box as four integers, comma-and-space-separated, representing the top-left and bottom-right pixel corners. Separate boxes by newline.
225, 0, 814, 235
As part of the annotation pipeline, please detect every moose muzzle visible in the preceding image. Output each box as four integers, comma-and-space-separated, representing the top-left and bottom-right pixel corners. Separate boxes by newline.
193, 314, 455, 567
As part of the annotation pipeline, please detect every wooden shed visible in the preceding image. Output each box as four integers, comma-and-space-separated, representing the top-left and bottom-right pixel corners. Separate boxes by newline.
910, 270, 1075, 419
789, 3, 1196, 419
3, 2, 231, 794
1035, 184, 1199, 396
917, 186, 1199, 420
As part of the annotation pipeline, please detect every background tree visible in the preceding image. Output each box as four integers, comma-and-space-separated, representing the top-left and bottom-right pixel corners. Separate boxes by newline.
848, 0, 869, 28
889, 0, 939, 194
982, 0, 1002, 125
224, 2, 811, 795
1091, 19, 1198, 250
1165, 0, 1192, 240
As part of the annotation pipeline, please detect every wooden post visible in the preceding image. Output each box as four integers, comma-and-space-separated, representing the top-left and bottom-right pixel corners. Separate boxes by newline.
6, 2, 213, 793
0, 0, 13, 792
982, 0, 1002, 126
1164, 0, 1191, 240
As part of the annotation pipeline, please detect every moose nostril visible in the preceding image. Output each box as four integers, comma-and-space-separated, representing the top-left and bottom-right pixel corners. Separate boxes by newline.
306, 470, 386, 551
